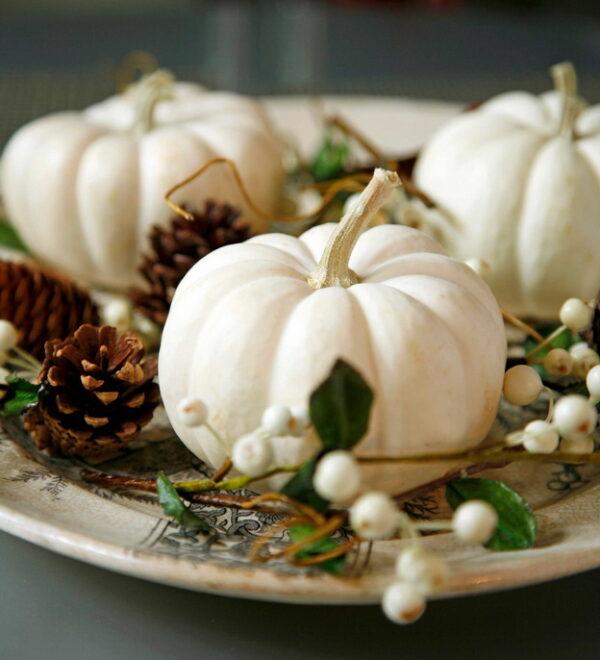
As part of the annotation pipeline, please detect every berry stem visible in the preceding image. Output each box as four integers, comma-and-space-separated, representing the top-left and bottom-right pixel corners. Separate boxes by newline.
525, 324, 567, 359
356, 447, 600, 466
12, 346, 41, 371
173, 463, 301, 493
413, 520, 454, 532
307, 168, 400, 289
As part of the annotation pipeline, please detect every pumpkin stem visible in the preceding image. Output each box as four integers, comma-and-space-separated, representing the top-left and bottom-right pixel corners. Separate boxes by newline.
551, 61, 579, 137
130, 69, 175, 136
308, 168, 400, 289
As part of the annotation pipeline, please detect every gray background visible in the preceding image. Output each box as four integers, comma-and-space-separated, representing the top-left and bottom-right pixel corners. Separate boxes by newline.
1, 2, 600, 657
0, 530, 598, 659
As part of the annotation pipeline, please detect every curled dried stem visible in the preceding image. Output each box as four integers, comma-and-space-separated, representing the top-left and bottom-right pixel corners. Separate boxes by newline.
164, 156, 367, 224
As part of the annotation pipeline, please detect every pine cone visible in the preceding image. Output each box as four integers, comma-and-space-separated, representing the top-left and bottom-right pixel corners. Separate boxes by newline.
0, 260, 99, 360
131, 200, 250, 326
23, 324, 159, 463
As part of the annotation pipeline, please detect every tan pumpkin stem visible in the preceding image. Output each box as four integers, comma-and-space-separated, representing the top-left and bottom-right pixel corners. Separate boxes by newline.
308, 168, 400, 289
551, 61, 579, 137
130, 69, 175, 135
116, 50, 159, 92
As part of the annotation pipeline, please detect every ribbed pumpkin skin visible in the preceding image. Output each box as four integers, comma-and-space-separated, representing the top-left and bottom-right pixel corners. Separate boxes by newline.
159, 224, 506, 493
0, 83, 284, 290
414, 90, 600, 319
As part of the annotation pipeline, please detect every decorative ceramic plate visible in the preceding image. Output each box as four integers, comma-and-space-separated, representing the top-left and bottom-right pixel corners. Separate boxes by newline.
1, 98, 599, 604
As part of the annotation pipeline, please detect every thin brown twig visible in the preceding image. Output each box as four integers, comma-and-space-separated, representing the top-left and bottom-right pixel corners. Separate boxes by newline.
326, 114, 387, 165
248, 516, 310, 563
288, 537, 359, 568
281, 515, 345, 561
502, 309, 545, 343
241, 493, 327, 526
393, 461, 507, 506
81, 470, 156, 492
211, 457, 233, 482
186, 492, 284, 513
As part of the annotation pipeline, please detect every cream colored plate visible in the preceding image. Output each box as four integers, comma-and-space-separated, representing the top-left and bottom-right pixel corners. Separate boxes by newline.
1, 98, 599, 604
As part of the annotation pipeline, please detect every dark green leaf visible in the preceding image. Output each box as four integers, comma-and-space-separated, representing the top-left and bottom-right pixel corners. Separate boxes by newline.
288, 523, 346, 575
310, 132, 350, 182
0, 220, 28, 253
0, 377, 39, 416
446, 478, 537, 551
310, 359, 374, 451
281, 458, 328, 512
156, 472, 209, 532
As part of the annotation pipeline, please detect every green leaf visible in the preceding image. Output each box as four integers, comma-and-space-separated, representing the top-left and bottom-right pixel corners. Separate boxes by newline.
310, 132, 350, 182
446, 478, 537, 551
156, 472, 209, 532
310, 359, 374, 451
288, 523, 346, 575
0, 220, 28, 253
281, 457, 329, 513
0, 377, 39, 416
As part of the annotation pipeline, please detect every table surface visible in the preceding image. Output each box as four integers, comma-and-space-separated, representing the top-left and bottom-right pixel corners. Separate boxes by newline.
0, 529, 598, 660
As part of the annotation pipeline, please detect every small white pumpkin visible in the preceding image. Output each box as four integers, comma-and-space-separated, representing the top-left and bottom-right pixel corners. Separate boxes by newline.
414, 63, 600, 319
0, 71, 284, 290
159, 169, 506, 493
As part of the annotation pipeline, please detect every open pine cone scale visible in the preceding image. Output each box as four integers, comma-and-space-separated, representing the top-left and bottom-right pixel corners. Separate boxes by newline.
24, 325, 159, 463
132, 200, 250, 326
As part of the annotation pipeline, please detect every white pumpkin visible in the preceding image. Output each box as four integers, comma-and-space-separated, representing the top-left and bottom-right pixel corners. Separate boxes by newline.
0, 70, 284, 290
414, 62, 600, 319
159, 169, 506, 494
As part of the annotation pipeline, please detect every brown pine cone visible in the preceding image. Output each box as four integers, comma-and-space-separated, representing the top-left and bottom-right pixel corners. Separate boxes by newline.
23, 324, 160, 463
0, 260, 99, 360
131, 200, 250, 326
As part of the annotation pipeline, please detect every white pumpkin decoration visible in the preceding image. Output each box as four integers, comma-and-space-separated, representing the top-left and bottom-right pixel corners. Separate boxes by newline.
414, 62, 600, 319
159, 169, 506, 493
0, 70, 284, 290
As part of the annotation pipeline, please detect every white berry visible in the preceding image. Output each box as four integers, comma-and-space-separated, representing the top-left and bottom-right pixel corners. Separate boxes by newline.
559, 435, 595, 455
572, 348, 600, 379
559, 298, 592, 332
553, 394, 598, 440
586, 365, 600, 400
289, 403, 310, 436
313, 450, 362, 503
503, 365, 543, 406
350, 492, 398, 540
543, 348, 573, 377
453, 500, 498, 545
382, 582, 426, 624
522, 420, 560, 454
261, 404, 292, 436
0, 320, 18, 352
231, 432, 273, 477
177, 397, 208, 427
396, 547, 448, 592
102, 298, 132, 331
569, 342, 591, 360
